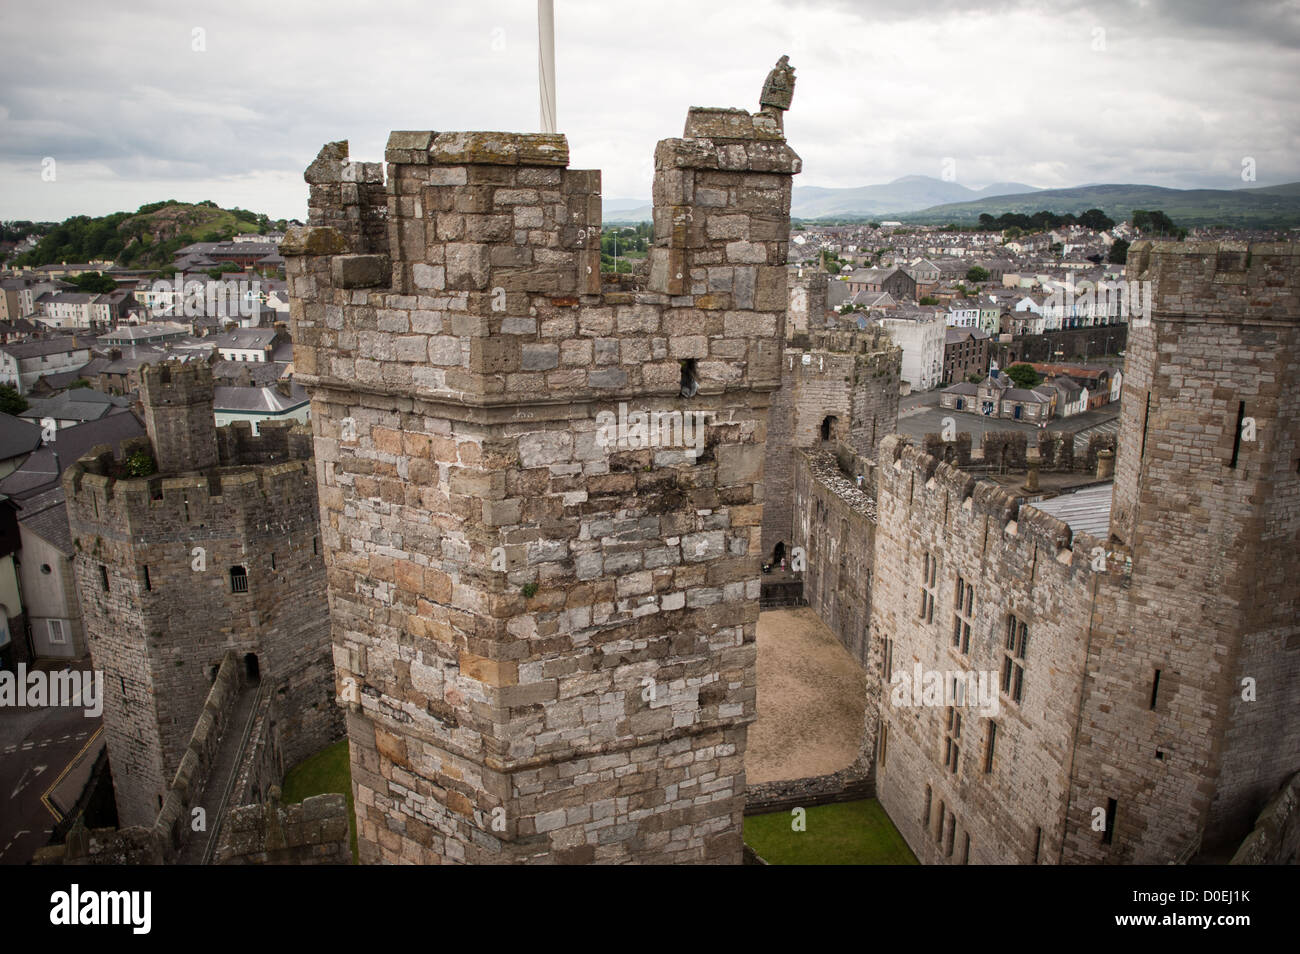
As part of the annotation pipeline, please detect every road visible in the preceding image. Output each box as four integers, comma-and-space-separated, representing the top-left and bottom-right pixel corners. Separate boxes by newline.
0, 658, 103, 865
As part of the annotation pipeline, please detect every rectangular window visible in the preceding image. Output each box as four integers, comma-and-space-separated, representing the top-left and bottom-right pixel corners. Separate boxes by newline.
142, 565, 151, 591
944, 705, 962, 774
919, 552, 937, 623
99, 565, 110, 592
952, 575, 974, 654
1102, 798, 1118, 845
879, 723, 888, 767
984, 722, 997, 774
48, 619, 66, 644
923, 785, 932, 826
1150, 669, 1161, 711
935, 802, 945, 843
1033, 826, 1042, 863
961, 832, 970, 865
1002, 614, 1028, 704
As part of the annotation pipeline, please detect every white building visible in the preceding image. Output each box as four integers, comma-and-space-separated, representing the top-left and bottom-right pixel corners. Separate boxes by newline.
0, 337, 92, 394
876, 311, 946, 392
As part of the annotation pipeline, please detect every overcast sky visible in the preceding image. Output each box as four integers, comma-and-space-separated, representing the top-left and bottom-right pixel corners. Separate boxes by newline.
1, 0, 1297, 221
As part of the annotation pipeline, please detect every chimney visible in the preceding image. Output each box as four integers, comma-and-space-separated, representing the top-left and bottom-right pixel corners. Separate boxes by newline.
1023, 459, 1040, 493
1096, 448, 1115, 480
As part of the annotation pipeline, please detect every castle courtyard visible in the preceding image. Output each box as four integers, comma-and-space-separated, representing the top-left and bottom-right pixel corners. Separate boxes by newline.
746, 607, 869, 785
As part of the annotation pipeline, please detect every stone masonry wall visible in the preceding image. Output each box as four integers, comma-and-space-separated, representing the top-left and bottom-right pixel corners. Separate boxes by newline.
283, 68, 802, 864
868, 435, 1117, 864
216, 790, 350, 865
791, 447, 877, 669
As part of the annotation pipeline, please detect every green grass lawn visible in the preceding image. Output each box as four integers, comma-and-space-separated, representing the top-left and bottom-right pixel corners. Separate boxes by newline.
744, 799, 918, 865
281, 740, 358, 864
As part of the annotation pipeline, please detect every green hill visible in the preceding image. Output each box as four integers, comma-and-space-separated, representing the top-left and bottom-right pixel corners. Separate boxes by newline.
899, 182, 1300, 229
8, 200, 284, 271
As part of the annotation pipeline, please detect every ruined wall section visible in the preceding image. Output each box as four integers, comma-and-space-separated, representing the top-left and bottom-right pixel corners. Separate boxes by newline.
1067, 243, 1300, 861
284, 101, 801, 863
791, 448, 876, 670
868, 435, 1118, 864
64, 403, 337, 827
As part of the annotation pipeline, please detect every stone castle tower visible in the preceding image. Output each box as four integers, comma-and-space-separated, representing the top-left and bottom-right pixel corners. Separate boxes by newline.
762, 326, 901, 564
282, 59, 800, 863
64, 361, 338, 828
1066, 241, 1300, 860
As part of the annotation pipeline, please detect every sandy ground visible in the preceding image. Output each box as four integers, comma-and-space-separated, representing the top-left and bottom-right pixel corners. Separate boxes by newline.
745, 607, 868, 784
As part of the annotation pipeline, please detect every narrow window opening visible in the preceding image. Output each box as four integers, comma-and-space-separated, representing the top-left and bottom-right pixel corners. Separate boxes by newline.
1033, 826, 1042, 863
244, 653, 260, 683
99, 565, 110, 592
679, 359, 698, 398
1102, 798, 1117, 845
1149, 669, 1161, 710
922, 784, 932, 826
1139, 392, 1151, 458
142, 565, 151, 591
1229, 401, 1245, 468
230, 565, 248, 594
984, 722, 997, 774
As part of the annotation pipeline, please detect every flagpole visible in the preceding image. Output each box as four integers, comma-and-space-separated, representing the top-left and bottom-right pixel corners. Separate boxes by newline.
537, 0, 557, 134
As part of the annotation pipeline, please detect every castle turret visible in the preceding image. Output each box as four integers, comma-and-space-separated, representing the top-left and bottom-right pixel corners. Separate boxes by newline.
140, 361, 218, 473
283, 58, 802, 864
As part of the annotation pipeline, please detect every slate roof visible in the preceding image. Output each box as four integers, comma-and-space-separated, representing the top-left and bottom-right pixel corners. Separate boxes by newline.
210, 328, 277, 351
20, 388, 131, 424
16, 487, 73, 555
213, 381, 308, 413
1, 336, 89, 359
0, 412, 43, 461
0, 411, 145, 501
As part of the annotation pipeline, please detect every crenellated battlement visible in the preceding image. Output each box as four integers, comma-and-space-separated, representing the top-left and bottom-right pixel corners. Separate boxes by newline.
281, 79, 803, 410
877, 434, 1125, 582
1127, 240, 1300, 322
63, 419, 318, 544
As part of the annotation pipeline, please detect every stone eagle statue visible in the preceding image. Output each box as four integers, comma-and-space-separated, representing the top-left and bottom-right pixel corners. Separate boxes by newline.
760, 55, 796, 113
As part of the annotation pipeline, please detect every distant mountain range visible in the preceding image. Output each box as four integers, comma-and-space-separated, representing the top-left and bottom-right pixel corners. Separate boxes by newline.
901, 182, 1300, 228
603, 176, 1300, 228
604, 176, 1038, 223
